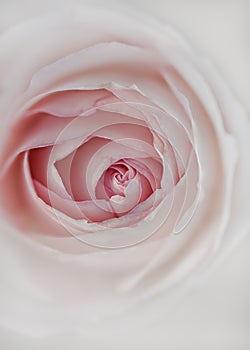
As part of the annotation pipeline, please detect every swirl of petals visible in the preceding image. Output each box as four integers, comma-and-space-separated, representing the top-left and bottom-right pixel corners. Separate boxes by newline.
0, 8, 239, 253
1, 83, 198, 249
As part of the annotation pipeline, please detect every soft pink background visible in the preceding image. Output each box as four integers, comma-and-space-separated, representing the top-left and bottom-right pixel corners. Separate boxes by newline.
0, 0, 249, 349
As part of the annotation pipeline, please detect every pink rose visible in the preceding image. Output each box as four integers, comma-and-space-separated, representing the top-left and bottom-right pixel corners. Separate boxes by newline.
0, 4, 249, 337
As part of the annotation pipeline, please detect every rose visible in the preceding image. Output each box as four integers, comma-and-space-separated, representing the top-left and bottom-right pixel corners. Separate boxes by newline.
0, 2, 249, 343
0, 7, 205, 251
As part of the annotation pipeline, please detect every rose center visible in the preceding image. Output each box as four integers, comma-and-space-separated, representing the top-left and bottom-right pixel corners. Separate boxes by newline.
104, 160, 136, 198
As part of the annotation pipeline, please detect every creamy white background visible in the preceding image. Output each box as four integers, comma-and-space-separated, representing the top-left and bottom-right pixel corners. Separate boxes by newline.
0, 0, 249, 349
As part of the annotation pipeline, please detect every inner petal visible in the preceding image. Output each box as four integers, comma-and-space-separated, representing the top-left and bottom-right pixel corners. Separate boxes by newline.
103, 161, 136, 198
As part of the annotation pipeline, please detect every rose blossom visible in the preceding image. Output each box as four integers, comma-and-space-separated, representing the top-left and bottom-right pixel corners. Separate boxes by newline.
0, 3, 249, 339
